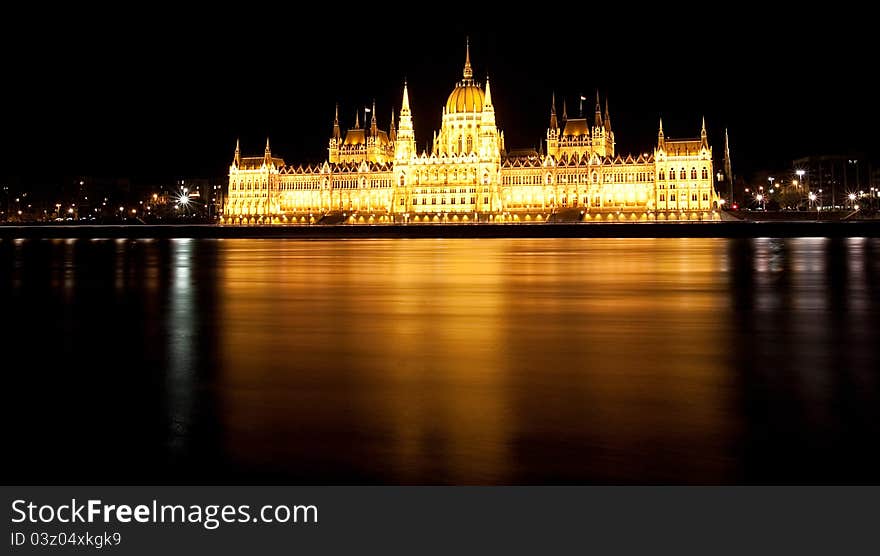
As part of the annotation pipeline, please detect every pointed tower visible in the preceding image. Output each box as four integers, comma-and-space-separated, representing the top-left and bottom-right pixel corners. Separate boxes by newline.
354, 110, 360, 129
328, 104, 342, 163
723, 128, 733, 204
233, 138, 240, 167
547, 92, 559, 158
479, 75, 499, 160
394, 81, 415, 161
370, 99, 378, 136
604, 97, 611, 132
657, 117, 665, 150
562, 99, 568, 122
389, 109, 396, 143
594, 90, 603, 129
264, 137, 271, 166
604, 97, 615, 156
700, 116, 708, 149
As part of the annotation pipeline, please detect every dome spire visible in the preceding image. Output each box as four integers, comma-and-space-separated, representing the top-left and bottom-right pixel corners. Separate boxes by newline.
463, 37, 473, 80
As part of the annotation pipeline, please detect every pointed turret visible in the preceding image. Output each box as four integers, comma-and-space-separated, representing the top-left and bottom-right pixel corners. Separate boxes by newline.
463, 37, 473, 80
723, 127, 733, 197
233, 138, 240, 166
700, 116, 708, 148
483, 75, 493, 108
594, 89, 603, 128
401, 81, 411, 115
604, 97, 612, 132
657, 117, 665, 149
480, 75, 498, 157
562, 99, 568, 122
370, 99, 377, 135
333, 103, 341, 140
395, 81, 415, 161
264, 137, 271, 166
390, 109, 396, 142
549, 91, 558, 130
354, 110, 360, 129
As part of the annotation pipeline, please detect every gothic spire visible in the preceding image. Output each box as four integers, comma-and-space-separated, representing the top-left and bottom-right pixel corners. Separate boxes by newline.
483, 75, 493, 108
723, 128, 733, 189
594, 89, 603, 128
355, 110, 360, 129
333, 103, 341, 140
401, 81, 411, 115
370, 99, 377, 134
700, 116, 708, 148
390, 109, 396, 142
233, 138, 240, 166
658, 117, 665, 148
550, 91, 558, 130
604, 96, 611, 131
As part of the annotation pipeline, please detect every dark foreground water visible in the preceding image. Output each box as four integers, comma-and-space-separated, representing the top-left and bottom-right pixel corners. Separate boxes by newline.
3, 237, 879, 484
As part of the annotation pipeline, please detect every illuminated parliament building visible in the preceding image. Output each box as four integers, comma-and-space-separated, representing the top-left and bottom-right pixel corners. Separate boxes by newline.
223, 43, 720, 224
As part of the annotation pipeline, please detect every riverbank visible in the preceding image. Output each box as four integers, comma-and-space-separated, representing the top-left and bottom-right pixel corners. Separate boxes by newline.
2, 221, 880, 239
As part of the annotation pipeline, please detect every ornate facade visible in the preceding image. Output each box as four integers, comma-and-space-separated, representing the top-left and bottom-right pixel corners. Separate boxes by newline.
224, 43, 720, 224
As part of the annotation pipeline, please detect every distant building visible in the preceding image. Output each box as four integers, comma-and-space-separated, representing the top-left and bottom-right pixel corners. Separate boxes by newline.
792, 155, 867, 208
225, 41, 720, 224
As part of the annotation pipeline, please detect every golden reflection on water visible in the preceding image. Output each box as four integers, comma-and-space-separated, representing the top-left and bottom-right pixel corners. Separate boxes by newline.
218, 239, 734, 483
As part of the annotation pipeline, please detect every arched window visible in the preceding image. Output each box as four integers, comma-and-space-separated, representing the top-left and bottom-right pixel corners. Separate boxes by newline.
659, 170, 665, 180
466, 136, 473, 153
702, 167, 709, 180
457, 136, 463, 153
691, 167, 697, 179
680, 168, 686, 180
399, 173, 405, 186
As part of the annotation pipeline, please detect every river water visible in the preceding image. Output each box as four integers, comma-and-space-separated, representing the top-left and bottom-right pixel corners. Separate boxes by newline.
3, 237, 878, 483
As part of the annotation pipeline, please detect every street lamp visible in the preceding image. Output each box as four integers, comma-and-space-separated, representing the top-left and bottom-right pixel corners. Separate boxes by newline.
848, 193, 856, 209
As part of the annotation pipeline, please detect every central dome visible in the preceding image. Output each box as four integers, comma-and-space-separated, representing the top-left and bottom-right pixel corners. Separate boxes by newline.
445, 39, 484, 114
446, 82, 485, 114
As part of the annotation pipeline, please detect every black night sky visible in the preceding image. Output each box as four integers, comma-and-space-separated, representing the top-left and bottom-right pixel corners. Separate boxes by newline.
3, 11, 876, 190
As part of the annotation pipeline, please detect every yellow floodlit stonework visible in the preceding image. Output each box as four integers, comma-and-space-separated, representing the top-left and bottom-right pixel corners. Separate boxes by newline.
223, 43, 720, 224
